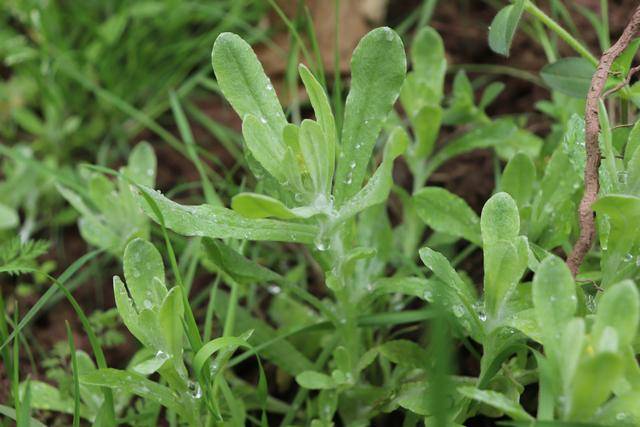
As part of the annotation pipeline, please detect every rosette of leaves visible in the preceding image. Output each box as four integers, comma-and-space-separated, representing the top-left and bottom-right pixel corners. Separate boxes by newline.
57, 142, 156, 256
133, 27, 408, 254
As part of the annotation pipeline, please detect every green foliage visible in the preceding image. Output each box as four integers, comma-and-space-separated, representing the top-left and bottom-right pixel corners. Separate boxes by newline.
488, 0, 526, 57
57, 142, 156, 256
3, 5, 640, 427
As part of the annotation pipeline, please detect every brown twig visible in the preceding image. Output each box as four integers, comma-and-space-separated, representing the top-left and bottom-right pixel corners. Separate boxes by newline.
566, 6, 640, 277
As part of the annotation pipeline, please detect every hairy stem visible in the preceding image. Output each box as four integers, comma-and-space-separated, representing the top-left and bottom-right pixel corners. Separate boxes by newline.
566, 6, 640, 277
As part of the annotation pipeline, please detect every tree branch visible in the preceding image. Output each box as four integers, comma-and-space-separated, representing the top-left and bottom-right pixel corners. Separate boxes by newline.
566, 6, 640, 277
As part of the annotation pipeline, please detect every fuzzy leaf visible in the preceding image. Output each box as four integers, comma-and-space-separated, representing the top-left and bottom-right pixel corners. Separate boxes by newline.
299, 119, 333, 194
532, 255, 577, 358
137, 186, 318, 243
201, 238, 282, 284
481, 193, 528, 321
298, 64, 336, 160
414, 187, 481, 245
123, 238, 167, 310
334, 27, 406, 205
158, 287, 184, 359
125, 142, 156, 188
337, 126, 408, 221
231, 193, 299, 219
592, 280, 640, 348
211, 32, 286, 144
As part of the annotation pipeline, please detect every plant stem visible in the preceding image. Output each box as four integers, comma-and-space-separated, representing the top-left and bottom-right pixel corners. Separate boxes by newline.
524, 0, 598, 66
566, 5, 640, 276
600, 0, 610, 49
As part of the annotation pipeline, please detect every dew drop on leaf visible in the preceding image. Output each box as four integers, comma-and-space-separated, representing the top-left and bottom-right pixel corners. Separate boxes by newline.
617, 171, 628, 184
267, 285, 281, 295
453, 305, 464, 318
383, 27, 394, 41
187, 380, 202, 399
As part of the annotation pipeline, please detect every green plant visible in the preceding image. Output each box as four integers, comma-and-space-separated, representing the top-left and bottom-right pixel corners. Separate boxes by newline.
3, 2, 640, 426
56, 142, 157, 257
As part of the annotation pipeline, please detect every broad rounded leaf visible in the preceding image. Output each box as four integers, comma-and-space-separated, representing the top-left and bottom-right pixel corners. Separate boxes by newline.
481, 192, 520, 243
123, 238, 167, 309
593, 280, 640, 348
488, 1, 525, 57
540, 57, 595, 98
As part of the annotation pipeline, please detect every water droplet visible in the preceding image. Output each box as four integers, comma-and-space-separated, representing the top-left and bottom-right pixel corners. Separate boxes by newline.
267, 285, 281, 295
453, 305, 464, 318
617, 171, 629, 184
384, 27, 394, 41
345, 172, 353, 185
616, 413, 629, 421
315, 239, 327, 251
187, 381, 202, 399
